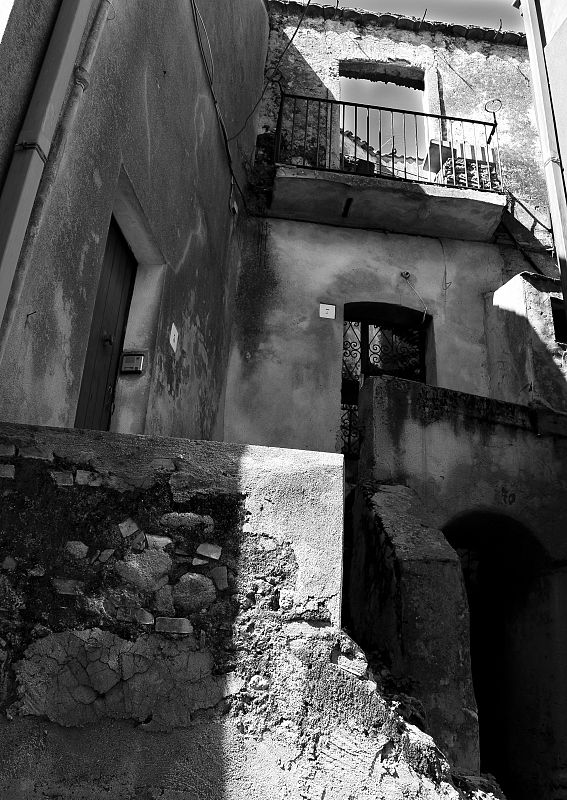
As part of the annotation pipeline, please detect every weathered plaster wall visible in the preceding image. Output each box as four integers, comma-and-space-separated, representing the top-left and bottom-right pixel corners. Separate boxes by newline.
0, 0, 61, 194
0, 0, 268, 439
224, 217, 516, 453
485, 271, 567, 411
261, 3, 548, 217
347, 484, 478, 774
357, 375, 567, 800
0, 421, 505, 800
358, 375, 567, 557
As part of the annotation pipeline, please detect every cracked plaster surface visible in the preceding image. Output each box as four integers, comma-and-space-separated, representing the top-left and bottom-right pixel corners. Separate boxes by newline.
12, 629, 227, 730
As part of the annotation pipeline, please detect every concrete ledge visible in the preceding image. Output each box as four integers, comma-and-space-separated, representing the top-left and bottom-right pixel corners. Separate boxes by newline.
269, 166, 506, 242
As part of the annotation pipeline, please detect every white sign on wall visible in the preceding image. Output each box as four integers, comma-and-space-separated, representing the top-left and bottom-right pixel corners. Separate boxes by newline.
319, 303, 336, 319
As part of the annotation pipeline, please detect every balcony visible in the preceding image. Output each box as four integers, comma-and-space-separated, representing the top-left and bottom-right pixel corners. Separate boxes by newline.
269, 94, 507, 241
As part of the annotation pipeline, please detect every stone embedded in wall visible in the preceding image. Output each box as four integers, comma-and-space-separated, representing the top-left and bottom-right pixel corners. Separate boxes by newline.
0, 464, 15, 479
173, 573, 217, 613
64, 541, 89, 560
211, 565, 229, 591
160, 512, 209, 530
52, 578, 84, 596
196, 542, 222, 561
155, 617, 193, 635
50, 471, 74, 487
154, 584, 175, 616
118, 518, 140, 538
75, 469, 103, 487
17, 444, 53, 461
114, 550, 172, 592
146, 534, 173, 549
130, 531, 146, 552
135, 608, 154, 626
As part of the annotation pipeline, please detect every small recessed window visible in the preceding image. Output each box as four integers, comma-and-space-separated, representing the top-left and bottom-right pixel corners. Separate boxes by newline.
551, 297, 567, 343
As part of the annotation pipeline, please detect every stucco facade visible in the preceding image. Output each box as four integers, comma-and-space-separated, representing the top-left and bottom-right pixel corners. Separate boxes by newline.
0, 0, 268, 439
1, 2, 567, 799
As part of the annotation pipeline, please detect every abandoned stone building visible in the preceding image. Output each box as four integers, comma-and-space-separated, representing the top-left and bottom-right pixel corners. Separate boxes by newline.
0, 1, 566, 798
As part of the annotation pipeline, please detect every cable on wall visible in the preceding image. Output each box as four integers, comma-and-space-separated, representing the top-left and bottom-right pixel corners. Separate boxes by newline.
400, 271, 429, 324
189, 0, 247, 212
228, 0, 313, 142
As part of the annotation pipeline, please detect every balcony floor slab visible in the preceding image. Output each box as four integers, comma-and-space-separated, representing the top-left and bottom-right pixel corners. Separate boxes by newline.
268, 166, 506, 242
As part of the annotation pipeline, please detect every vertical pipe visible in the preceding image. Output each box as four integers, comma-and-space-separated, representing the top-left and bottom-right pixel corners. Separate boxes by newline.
354, 104, 358, 164
274, 92, 285, 163
378, 109, 382, 175
473, 123, 481, 189
341, 102, 345, 171
391, 110, 395, 176
449, 118, 456, 189
438, 118, 443, 185
415, 114, 420, 182
494, 123, 503, 192
315, 99, 321, 168
327, 100, 331, 170
483, 124, 492, 190
0, 0, 100, 351
366, 106, 370, 161
403, 113, 407, 179
463, 122, 469, 189
302, 99, 309, 166
290, 97, 297, 163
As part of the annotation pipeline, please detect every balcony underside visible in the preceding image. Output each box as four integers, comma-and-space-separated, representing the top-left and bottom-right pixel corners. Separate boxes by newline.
268, 166, 506, 242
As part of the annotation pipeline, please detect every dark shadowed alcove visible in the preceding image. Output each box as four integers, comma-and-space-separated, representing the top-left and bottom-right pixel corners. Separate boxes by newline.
444, 511, 550, 799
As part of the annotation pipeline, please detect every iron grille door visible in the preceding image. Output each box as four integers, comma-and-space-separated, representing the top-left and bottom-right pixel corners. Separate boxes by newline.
341, 318, 426, 458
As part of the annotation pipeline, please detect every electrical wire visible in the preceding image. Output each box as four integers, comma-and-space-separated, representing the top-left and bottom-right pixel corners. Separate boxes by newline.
401, 272, 429, 323
193, 0, 214, 85
189, 0, 247, 210
228, 0, 313, 142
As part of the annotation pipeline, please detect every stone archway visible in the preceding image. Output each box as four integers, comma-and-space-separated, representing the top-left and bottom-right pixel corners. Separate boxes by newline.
444, 511, 551, 799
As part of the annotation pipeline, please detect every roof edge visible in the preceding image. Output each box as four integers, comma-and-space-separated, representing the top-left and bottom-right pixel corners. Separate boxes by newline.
268, 1, 528, 48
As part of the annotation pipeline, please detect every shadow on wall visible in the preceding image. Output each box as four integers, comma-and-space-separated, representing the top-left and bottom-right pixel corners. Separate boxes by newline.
443, 511, 551, 800
486, 272, 567, 414
255, 37, 337, 177
342, 300, 567, 798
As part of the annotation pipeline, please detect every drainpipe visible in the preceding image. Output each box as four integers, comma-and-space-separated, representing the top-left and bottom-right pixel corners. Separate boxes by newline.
0, 0, 110, 364
514, 0, 567, 320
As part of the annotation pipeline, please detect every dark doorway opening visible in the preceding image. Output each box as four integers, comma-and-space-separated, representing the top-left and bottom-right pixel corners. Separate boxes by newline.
341, 302, 429, 473
75, 217, 137, 431
444, 512, 548, 799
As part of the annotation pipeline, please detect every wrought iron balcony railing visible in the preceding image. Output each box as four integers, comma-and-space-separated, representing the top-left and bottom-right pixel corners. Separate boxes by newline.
274, 92, 503, 192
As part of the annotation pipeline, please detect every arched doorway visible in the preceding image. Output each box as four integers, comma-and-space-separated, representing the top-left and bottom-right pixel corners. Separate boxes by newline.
444, 511, 550, 799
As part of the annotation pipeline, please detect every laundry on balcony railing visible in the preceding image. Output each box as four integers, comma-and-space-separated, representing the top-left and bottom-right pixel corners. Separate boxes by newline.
274, 93, 503, 192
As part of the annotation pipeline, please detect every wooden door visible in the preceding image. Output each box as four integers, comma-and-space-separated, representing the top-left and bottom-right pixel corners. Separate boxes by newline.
75, 218, 136, 430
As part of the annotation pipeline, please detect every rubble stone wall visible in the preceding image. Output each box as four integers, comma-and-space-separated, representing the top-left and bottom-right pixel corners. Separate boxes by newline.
0, 421, 505, 800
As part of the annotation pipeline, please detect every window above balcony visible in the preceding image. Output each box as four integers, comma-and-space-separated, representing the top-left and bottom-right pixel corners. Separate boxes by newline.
268, 92, 507, 241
